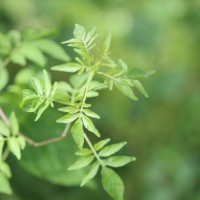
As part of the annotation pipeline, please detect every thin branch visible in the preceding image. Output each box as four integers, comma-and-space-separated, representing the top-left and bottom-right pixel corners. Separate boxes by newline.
0, 107, 71, 147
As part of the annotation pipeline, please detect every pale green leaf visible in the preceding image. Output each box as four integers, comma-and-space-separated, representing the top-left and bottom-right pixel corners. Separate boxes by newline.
73, 24, 86, 40
83, 109, 100, 119
56, 113, 79, 124
17, 136, 26, 150
22, 44, 46, 66
81, 162, 100, 187
0, 162, 12, 178
119, 59, 128, 71
103, 33, 111, 53
51, 63, 81, 73
8, 137, 21, 160
31, 78, 43, 95
9, 112, 19, 136
0, 173, 12, 195
0, 140, 5, 161
33, 39, 70, 61
0, 68, 9, 91
114, 81, 138, 101
94, 138, 111, 151
42, 70, 51, 97
81, 115, 100, 137
69, 73, 88, 89
71, 119, 84, 149
132, 80, 148, 98
35, 100, 50, 121
58, 106, 79, 114
104, 156, 136, 168
75, 148, 92, 156
0, 120, 9, 137
68, 155, 94, 171
127, 68, 155, 79
99, 142, 127, 157
101, 167, 124, 200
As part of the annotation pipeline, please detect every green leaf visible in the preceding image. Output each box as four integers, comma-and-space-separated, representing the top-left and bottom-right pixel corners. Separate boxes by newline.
94, 138, 111, 151
58, 106, 79, 114
73, 24, 86, 40
10, 51, 26, 66
21, 89, 38, 102
75, 148, 92, 156
101, 167, 124, 200
71, 119, 84, 149
102, 33, 111, 53
99, 142, 127, 157
42, 70, 51, 97
82, 115, 100, 137
132, 80, 148, 98
56, 113, 79, 124
0, 162, 12, 178
51, 63, 81, 73
0, 140, 5, 161
83, 109, 100, 119
114, 81, 138, 101
22, 44, 46, 66
0, 173, 12, 195
31, 78, 43, 95
0, 68, 9, 92
17, 136, 26, 150
127, 68, 155, 79
104, 156, 136, 168
7, 137, 21, 160
119, 59, 128, 71
0, 120, 9, 137
33, 39, 70, 62
35, 100, 50, 121
70, 73, 88, 89
81, 162, 100, 187
68, 155, 94, 171
9, 112, 19, 136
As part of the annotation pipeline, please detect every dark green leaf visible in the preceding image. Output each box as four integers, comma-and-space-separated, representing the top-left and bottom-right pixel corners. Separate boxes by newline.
127, 68, 155, 79
68, 155, 94, 171
101, 167, 124, 200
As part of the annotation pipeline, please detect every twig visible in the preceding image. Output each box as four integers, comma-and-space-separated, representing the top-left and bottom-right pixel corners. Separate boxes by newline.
0, 107, 71, 147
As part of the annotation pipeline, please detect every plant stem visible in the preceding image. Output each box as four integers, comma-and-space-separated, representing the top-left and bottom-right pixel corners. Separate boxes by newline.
84, 133, 104, 166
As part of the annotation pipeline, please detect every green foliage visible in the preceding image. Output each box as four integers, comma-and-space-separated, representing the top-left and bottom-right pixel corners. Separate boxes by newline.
0, 24, 150, 200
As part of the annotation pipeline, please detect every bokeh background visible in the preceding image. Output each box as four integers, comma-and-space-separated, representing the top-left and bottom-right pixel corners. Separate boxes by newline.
0, 0, 200, 200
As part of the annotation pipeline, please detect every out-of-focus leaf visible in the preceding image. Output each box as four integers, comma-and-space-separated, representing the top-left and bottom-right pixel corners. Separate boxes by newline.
51, 63, 81, 73
73, 24, 86, 40
75, 148, 92, 156
33, 39, 70, 61
9, 112, 19, 136
101, 167, 124, 200
83, 109, 100, 119
132, 80, 148, 98
0, 162, 12, 178
0, 173, 12, 195
0, 68, 9, 92
0, 120, 9, 137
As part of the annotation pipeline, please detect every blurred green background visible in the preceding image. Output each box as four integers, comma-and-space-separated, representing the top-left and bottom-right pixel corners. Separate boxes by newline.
0, 0, 200, 199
